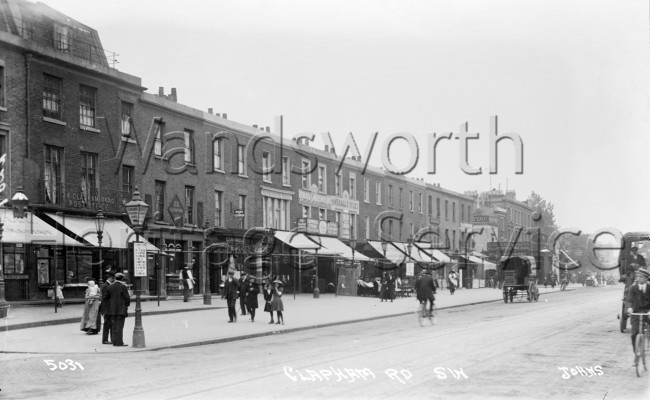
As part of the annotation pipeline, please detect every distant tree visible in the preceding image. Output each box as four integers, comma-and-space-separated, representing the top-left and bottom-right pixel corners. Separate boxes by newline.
527, 191, 558, 243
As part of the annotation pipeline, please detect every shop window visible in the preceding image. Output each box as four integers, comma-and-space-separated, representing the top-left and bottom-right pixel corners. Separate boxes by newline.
3, 244, 26, 275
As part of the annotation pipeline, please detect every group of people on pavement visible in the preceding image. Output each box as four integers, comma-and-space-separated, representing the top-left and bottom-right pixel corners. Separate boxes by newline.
222, 270, 285, 325
379, 272, 396, 302
79, 268, 131, 347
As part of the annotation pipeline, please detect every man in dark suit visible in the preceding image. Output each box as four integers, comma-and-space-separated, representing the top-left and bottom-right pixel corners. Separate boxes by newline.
627, 268, 650, 355
416, 269, 437, 316
239, 273, 248, 316
100, 271, 116, 344
623, 246, 647, 287
104, 272, 131, 346
224, 270, 240, 323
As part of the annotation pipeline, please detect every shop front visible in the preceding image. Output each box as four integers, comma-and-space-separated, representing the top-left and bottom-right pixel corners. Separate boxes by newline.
0, 209, 87, 300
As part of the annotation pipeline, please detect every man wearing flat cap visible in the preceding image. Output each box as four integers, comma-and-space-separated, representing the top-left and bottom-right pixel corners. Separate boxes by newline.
104, 272, 130, 346
627, 268, 650, 356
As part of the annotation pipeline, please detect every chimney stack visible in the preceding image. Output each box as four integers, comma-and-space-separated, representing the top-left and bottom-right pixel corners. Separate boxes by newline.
216, 113, 221, 118
208, 108, 213, 114
222, 113, 227, 119
265, 126, 270, 132
170, 88, 177, 102
158, 87, 164, 96
252, 125, 258, 129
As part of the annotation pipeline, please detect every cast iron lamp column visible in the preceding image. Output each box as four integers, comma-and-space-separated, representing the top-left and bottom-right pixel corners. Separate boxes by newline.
95, 209, 105, 284
124, 187, 149, 349
0, 220, 6, 319
313, 247, 319, 298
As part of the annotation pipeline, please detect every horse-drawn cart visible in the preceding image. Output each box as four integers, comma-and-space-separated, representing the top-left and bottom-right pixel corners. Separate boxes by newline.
501, 256, 539, 303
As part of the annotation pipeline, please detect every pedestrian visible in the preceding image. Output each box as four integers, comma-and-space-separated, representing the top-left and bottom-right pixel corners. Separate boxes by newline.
54, 280, 64, 308
380, 272, 388, 302
224, 270, 240, 323
245, 275, 259, 322
628, 268, 650, 357
179, 264, 195, 302
271, 280, 285, 325
263, 277, 275, 323
100, 270, 116, 345
104, 272, 130, 346
447, 269, 458, 295
387, 273, 396, 302
80, 278, 101, 335
239, 273, 248, 316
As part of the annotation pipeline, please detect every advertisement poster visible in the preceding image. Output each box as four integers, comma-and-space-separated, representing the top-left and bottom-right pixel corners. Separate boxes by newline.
37, 259, 49, 284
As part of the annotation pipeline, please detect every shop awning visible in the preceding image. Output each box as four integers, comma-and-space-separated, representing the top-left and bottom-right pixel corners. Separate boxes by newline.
0, 209, 87, 246
307, 235, 370, 260
45, 213, 160, 252
413, 243, 452, 263
274, 231, 325, 250
368, 240, 409, 264
458, 255, 497, 270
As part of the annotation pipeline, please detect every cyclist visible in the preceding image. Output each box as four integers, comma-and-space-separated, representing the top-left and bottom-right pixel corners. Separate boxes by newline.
623, 246, 647, 287
416, 269, 437, 317
627, 268, 650, 357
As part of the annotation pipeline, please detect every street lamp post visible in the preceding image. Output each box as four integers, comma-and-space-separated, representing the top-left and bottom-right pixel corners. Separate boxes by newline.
95, 209, 105, 285
313, 247, 320, 298
0, 219, 6, 319
124, 187, 149, 349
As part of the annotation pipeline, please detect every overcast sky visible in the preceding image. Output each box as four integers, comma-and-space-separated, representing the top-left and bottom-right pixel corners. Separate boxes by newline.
35, 0, 650, 235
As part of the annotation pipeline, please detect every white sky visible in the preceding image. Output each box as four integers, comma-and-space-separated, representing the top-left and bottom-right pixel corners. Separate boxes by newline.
36, 0, 650, 234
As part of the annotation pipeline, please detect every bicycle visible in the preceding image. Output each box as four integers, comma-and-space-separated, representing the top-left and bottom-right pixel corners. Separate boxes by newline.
630, 311, 650, 377
417, 300, 437, 326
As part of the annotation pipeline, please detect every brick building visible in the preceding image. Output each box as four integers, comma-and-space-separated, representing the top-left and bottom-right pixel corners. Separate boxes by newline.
1, 0, 486, 301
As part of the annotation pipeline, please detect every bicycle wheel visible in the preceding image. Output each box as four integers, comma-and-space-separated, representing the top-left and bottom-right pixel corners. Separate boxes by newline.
635, 333, 645, 377
641, 332, 650, 371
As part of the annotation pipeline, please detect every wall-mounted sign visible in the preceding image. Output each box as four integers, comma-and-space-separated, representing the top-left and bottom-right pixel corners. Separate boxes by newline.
234, 209, 245, 218
298, 187, 359, 214
168, 194, 185, 227
133, 242, 147, 277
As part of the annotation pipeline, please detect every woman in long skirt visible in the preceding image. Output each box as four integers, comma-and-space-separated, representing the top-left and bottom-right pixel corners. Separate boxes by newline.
80, 280, 101, 334
271, 281, 284, 325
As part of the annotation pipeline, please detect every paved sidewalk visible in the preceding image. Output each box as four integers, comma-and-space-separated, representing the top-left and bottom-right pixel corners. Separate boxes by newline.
0, 285, 571, 354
